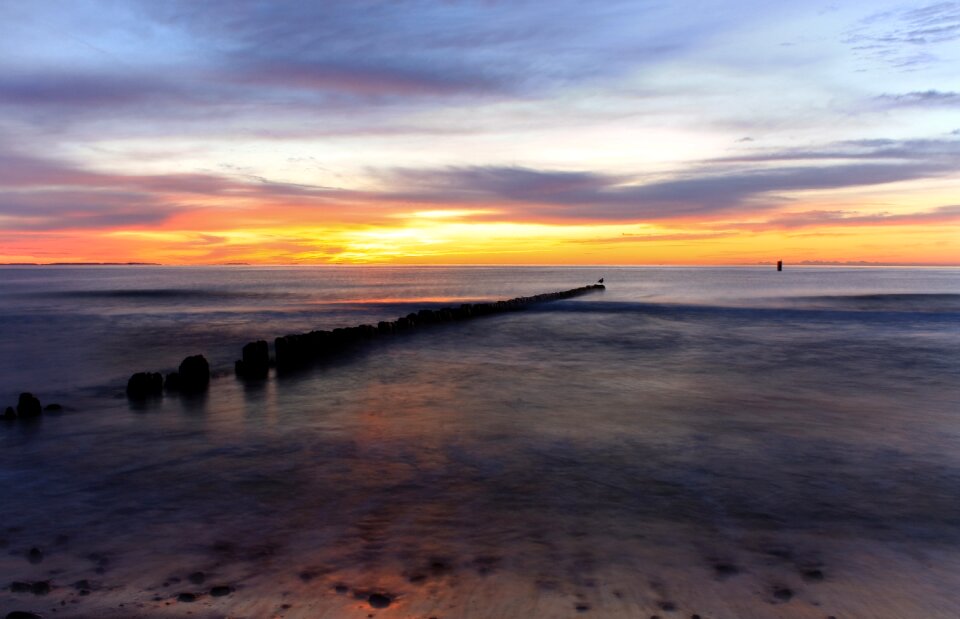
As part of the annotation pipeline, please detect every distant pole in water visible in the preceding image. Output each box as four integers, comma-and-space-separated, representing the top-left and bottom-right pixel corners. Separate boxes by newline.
777, 260, 783, 271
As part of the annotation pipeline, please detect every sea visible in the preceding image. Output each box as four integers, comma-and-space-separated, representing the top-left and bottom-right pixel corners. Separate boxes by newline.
1, 265, 959, 618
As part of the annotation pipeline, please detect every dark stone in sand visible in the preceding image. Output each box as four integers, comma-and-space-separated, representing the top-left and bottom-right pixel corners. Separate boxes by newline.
178, 355, 210, 392
126, 372, 162, 399
27, 548, 42, 564
29, 582, 49, 595
17, 393, 41, 418
6, 612, 44, 619
575, 603, 590, 612
10, 582, 32, 593
368, 593, 392, 609
187, 571, 205, 585
773, 587, 793, 601
86, 553, 108, 566
714, 562, 739, 578
43, 404, 62, 412
334, 584, 349, 594
657, 601, 676, 611
176, 592, 197, 603
209, 585, 233, 597
803, 569, 825, 582
3, 406, 15, 420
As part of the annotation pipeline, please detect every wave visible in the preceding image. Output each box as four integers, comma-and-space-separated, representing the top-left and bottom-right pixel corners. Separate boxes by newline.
539, 294, 960, 318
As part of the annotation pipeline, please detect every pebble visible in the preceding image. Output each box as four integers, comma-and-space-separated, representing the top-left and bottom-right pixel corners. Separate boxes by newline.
803, 569, 825, 582
176, 592, 197, 603
210, 585, 233, 597
368, 593, 392, 609
773, 587, 793, 601
6, 612, 44, 619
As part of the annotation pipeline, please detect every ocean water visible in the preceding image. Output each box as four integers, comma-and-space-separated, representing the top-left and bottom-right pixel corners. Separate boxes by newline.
1, 265, 959, 618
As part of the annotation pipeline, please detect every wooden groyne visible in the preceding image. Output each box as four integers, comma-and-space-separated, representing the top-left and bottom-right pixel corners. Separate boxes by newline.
2, 284, 606, 411
108, 283, 604, 401
236, 283, 606, 376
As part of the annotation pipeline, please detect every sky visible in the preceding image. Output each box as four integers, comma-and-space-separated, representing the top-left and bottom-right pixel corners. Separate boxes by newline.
0, 0, 958, 265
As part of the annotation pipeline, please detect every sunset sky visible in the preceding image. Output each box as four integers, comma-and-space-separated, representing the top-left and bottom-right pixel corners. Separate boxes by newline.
1, 0, 958, 265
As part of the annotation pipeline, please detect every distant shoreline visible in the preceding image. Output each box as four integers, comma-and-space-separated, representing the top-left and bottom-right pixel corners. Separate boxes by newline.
1, 262, 958, 268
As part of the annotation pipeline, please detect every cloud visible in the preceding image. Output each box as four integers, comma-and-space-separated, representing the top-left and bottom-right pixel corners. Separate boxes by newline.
0, 73, 178, 107
0, 187, 178, 230
877, 90, 960, 106
845, 2, 960, 69
748, 205, 960, 230
3, 132, 959, 233
709, 137, 960, 164
377, 145, 959, 221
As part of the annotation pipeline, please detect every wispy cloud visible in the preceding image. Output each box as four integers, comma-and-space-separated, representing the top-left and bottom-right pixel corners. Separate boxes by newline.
845, 2, 960, 69
876, 90, 960, 106
746, 205, 960, 231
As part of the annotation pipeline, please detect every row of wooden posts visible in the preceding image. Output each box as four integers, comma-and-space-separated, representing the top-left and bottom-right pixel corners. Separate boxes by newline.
127, 283, 605, 399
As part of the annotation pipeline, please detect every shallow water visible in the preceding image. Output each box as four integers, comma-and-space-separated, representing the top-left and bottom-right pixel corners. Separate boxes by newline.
1, 266, 959, 617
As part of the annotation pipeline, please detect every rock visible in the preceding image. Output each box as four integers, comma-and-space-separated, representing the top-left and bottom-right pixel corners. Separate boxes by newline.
713, 562, 739, 578
164, 372, 180, 391
176, 592, 197, 603
16, 393, 41, 418
802, 569, 824, 582
10, 582, 32, 593
126, 373, 163, 399
187, 571, 205, 585
178, 355, 210, 393
209, 585, 233, 597
43, 404, 62, 412
773, 587, 793, 601
240, 340, 269, 378
6, 612, 44, 619
29, 582, 49, 595
368, 593, 392, 609
3, 406, 15, 420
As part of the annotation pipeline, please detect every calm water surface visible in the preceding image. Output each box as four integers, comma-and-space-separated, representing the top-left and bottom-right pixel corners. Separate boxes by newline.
1, 266, 959, 618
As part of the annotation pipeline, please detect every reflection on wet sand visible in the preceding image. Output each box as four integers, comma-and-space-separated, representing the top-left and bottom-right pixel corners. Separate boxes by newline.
2, 272, 960, 617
